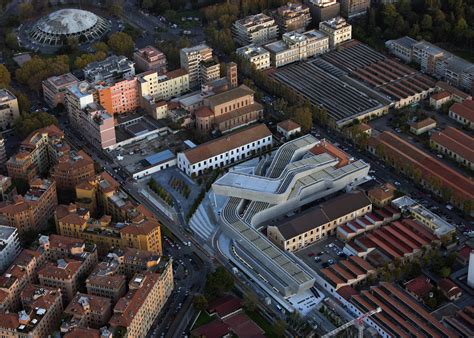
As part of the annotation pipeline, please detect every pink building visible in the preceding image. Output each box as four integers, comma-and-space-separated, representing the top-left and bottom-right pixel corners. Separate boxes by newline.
133, 46, 167, 74
98, 77, 139, 115
81, 103, 116, 149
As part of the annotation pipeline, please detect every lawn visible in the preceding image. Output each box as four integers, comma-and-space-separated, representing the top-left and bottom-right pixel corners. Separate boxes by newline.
193, 311, 215, 329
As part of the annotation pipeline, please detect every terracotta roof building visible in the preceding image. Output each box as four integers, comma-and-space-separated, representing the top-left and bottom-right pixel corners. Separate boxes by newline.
404, 275, 432, 301
443, 306, 474, 337
51, 150, 95, 192
267, 191, 372, 252
367, 183, 396, 208
368, 131, 474, 215
178, 124, 272, 177
347, 282, 455, 337
0, 178, 58, 233
86, 259, 127, 303
195, 84, 264, 134
38, 258, 88, 303
449, 99, 474, 129
277, 119, 301, 139
133, 45, 167, 73
108, 263, 173, 337
437, 278, 462, 301
409, 117, 437, 135
430, 127, 474, 170
61, 293, 112, 334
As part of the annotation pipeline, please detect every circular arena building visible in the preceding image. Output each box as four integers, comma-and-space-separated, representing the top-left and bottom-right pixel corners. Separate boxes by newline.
29, 9, 110, 46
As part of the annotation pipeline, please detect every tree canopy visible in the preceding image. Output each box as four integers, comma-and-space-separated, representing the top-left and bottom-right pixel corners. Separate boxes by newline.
15, 55, 69, 93
13, 112, 58, 139
107, 32, 134, 57
205, 266, 234, 298
0, 64, 11, 88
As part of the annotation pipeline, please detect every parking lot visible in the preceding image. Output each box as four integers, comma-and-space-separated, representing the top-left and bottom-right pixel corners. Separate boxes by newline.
295, 236, 347, 271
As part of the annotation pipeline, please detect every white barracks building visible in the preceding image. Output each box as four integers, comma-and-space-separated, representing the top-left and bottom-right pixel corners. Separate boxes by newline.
177, 124, 272, 177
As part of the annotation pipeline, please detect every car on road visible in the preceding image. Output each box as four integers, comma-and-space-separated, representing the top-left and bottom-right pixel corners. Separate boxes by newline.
328, 259, 335, 265
314, 256, 321, 262
308, 252, 315, 257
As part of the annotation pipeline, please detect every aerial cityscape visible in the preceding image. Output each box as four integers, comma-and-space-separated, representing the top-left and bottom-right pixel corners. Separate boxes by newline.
0, 0, 472, 337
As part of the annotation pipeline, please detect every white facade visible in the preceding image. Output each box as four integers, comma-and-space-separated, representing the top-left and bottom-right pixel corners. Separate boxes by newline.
265, 30, 329, 68
178, 133, 272, 177
0, 225, 21, 273
232, 13, 279, 46
468, 251, 474, 288
319, 17, 351, 49
236, 45, 271, 70
65, 82, 95, 128
180, 44, 214, 88
0, 89, 20, 130
138, 70, 190, 102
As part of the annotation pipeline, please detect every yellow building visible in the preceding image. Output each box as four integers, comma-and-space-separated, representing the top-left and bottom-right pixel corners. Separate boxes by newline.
55, 204, 162, 256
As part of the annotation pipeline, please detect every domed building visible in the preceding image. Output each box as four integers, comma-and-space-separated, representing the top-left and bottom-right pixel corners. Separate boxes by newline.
28, 9, 110, 46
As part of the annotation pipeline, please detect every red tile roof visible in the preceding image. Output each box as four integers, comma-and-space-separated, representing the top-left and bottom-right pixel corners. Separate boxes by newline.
191, 320, 230, 338
431, 91, 451, 101
411, 117, 436, 130
431, 127, 474, 163
437, 278, 461, 299
337, 285, 358, 300
207, 295, 242, 318
310, 140, 349, 168
277, 119, 301, 132
450, 101, 474, 123
404, 276, 432, 298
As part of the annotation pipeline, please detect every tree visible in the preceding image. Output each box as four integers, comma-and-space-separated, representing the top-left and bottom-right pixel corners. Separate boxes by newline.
205, 266, 234, 298
13, 112, 58, 138
141, 0, 154, 10
0, 64, 11, 88
243, 292, 258, 312
108, 32, 134, 57
12, 91, 31, 113
94, 42, 109, 53
193, 295, 208, 311
291, 104, 312, 132
15, 55, 69, 93
273, 319, 287, 338
5, 31, 18, 49
19, 2, 33, 20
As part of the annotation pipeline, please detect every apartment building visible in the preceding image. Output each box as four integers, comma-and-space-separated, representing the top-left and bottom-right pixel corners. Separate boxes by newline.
449, 99, 474, 129
306, 0, 340, 24
178, 124, 272, 177
339, 0, 369, 18
272, 2, 311, 33
0, 178, 58, 233
56, 206, 162, 255
232, 13, 279, 46
86, 260, 127, 303
0, 89, 20, 130
80, 103, 116, 149
267, 191, 372, 252
120, 247, 161, 278
51, 150, 95, 192
61, 293, 112, 333
65, 81, 96, 129
265, 29, 329, 68
195, 84, 264, 133
0, 137, 6, 169
83, 55, 135, 84
108, 264, 173, 337
0, 175, 16, 202
38, 234, 98, 276
386, 37, 474, 94
138, 68, 190, 105
42, 73, 79, 108
97, 76, 140, 115
7, 124, 69, 180
133, 46, 167, 73
0, 225, 20, 273
38, 258, 87, 303
237, 45, 271, 70
319, 17, 351, 49
18, 284, 63, 337
430, 127, 473, 170
180, 44, 216, 88
0, 249, 45, 312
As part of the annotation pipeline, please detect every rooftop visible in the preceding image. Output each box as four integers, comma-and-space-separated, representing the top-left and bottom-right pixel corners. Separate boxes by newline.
181, 124, 271, 165
450, 100, 474, 123
430, 127, 474, 163
277, 119, 301, 132
34, 9, 99, 35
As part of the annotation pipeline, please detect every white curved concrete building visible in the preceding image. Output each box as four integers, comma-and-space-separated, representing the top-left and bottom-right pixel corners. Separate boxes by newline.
212, 134, 371, 297
29, 9, 110, 46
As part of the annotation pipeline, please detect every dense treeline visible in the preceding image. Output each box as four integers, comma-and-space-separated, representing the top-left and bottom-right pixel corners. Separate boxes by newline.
354, 0, 474, 55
